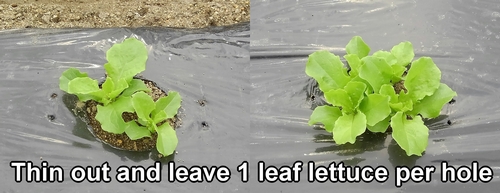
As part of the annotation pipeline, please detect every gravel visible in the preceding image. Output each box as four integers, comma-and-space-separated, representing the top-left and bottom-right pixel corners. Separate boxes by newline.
0, 0, 249, 29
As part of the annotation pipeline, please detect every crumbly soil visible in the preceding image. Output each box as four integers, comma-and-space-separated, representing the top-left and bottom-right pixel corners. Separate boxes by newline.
0, 0, 249, 29
85, 78, 180, 152
393, 80, 407, 94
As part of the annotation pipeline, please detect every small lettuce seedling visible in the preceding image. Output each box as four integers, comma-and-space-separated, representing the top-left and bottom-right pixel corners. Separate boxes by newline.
131, 91, 181, 155
94, 91, 181, 156
59, 37, 182, 156
59, 38, 151, 105
306, 36, 457, 156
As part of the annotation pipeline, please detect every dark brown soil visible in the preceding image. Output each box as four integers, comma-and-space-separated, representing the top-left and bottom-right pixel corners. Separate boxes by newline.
393, 80, 407, 94
85, 78, 180, 152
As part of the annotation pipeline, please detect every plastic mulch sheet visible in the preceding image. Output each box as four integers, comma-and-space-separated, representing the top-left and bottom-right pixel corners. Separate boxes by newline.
0, 23, 250, 192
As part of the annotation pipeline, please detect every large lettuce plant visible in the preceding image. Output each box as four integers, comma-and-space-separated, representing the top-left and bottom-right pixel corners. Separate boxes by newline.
306, 36, 457, 156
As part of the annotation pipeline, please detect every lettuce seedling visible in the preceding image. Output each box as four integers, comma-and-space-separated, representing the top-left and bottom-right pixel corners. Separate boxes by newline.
95, 91, 181, 156
59, 38, 150, 105
59, 37, 182, 156
306, 36, 457, 156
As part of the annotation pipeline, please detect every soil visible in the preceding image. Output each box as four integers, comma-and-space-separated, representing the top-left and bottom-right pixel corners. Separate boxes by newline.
0, 0, 249, 29
85, 78, 181, 152
393, 80, 407, 94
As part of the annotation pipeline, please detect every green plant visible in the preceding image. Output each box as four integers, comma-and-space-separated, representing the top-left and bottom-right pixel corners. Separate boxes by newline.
306, 36, 457, 156
123, 91, 181, 155
59, 37, 181, 156
59, 38, 150, 105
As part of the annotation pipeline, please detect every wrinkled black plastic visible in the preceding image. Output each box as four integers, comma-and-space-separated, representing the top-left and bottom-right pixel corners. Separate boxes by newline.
0, 23, 250, 192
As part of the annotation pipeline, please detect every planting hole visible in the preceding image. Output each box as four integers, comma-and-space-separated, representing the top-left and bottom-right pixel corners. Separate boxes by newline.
84, 78, 180, 152
50, 93, 58, 99
197, 99, 207, 107
201, 121, 209, 128
47, 114, 55, 121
